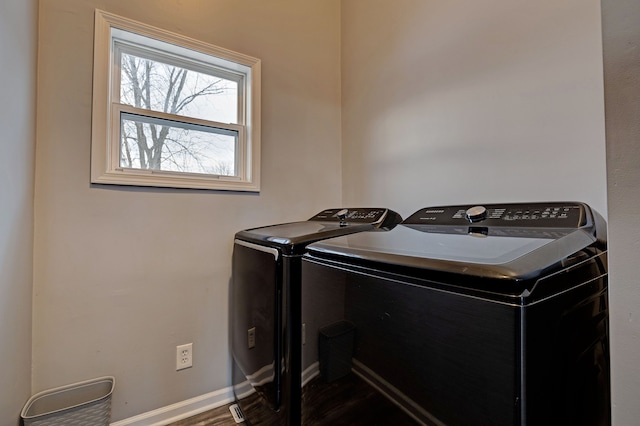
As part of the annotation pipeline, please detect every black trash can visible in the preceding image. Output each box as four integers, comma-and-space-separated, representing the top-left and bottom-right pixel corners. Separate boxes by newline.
319, 321, 355, 382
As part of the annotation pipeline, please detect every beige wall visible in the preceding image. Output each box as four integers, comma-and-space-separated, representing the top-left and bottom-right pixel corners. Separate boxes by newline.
34, 0, 341, 421
602, 0, 640, 424
341, 0, 607, 218
0, 0, 37, 424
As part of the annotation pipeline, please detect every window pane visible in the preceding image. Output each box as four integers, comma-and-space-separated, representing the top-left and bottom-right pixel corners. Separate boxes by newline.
119, 51, 239, 124
120, 113, 237, 176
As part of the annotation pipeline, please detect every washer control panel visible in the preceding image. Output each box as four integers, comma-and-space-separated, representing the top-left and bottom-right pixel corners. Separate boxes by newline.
404, 203, 588, 229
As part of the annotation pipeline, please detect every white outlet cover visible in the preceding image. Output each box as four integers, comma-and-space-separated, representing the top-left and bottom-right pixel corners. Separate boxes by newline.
176, 343, 193, 370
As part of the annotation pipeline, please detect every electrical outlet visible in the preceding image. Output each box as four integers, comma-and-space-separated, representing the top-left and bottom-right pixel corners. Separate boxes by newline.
176, 343, 193, 370
247, 327, 256, 349
302, 323, 306, 345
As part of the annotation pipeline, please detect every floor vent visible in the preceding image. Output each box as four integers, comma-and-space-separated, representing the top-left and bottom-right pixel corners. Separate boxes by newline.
229, 404, 245, 423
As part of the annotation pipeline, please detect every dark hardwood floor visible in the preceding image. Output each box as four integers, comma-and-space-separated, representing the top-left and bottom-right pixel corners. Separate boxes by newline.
301, 373, 418, 425
168, 373, 418, 425
168, 403, 237, 426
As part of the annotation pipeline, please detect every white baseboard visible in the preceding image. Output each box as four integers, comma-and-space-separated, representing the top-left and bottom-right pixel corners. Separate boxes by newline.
110, 387, 235, 426
352, 359, 434, 426
301, 361, 319, 387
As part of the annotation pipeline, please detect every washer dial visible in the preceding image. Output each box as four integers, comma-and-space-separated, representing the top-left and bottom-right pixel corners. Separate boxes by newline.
465, 206, 487, 223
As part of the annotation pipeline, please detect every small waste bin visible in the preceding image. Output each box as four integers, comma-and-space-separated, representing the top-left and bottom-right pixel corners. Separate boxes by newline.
21, 376, 114, 426
319, 320, 355, 382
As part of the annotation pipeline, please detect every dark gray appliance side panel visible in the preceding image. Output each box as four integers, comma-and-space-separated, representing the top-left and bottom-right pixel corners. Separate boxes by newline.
283, 255, 302, 424
231, 242, 281, 410
524, 253, 610, 425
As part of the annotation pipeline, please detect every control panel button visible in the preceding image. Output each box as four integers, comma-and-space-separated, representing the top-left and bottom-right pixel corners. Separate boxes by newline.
335, 209, 349, 220
465, 206, 487, 223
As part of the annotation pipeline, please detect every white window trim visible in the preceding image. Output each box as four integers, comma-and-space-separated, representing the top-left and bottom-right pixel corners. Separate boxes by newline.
91, 10, 261, 191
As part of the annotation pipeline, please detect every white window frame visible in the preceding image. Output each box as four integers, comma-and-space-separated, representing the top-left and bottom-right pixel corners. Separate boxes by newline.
91, 10, 261, 191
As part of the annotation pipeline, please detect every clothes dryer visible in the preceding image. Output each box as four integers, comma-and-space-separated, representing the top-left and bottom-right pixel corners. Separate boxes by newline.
231, 208, 402, 425
301, 202, 609, 425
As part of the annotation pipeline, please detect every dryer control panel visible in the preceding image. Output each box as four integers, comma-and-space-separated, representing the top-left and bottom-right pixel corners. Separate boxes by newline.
309, 208, 396, 225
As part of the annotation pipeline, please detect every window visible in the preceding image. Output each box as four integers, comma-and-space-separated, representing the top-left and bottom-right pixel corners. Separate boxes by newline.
91, 10, 261, 191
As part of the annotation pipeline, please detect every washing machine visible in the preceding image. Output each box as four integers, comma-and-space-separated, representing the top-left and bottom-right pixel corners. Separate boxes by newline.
300, 202, 609, 426
230, 207, 402, 425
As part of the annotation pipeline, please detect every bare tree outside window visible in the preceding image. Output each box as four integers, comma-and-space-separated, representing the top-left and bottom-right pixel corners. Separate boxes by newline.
119, 51, 239, 176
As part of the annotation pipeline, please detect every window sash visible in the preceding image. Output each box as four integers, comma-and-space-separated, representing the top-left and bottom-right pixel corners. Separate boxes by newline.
111, 104, 246, 179
118, 111, 241, 177
113, 41, 245, 125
